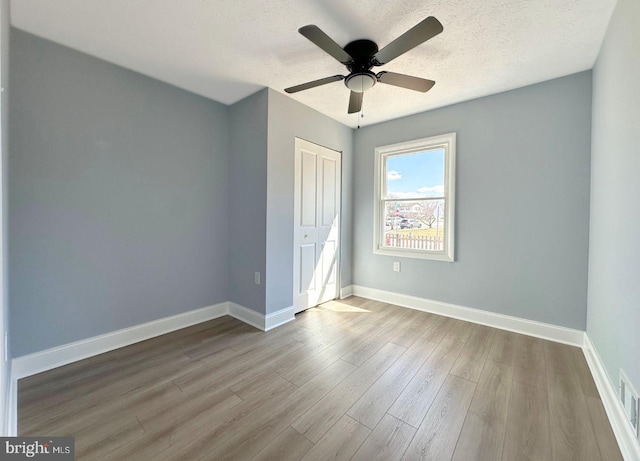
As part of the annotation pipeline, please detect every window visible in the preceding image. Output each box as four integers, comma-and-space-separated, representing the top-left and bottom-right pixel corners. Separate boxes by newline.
373, 132, 456, 261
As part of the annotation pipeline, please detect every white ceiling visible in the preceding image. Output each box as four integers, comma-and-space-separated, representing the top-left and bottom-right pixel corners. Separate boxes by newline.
10, 0, 616, 128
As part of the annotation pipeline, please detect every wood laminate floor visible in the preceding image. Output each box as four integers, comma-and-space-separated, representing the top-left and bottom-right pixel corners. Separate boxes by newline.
18, 297, 623, 461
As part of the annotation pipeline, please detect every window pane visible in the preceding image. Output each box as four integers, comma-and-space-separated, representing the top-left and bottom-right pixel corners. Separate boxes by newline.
383, 199, 445, 251
384, 149, 445, 199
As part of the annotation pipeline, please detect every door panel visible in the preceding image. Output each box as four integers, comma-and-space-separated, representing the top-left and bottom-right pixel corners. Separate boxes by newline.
299, 244, 316, 294
321, 240, 337, 285
321, 157, 336, 226
294, 138, 341, 313
300, 150, 317, 227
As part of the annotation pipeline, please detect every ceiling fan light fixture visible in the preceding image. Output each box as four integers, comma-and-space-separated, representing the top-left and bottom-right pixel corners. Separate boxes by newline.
345, 72, 376, 93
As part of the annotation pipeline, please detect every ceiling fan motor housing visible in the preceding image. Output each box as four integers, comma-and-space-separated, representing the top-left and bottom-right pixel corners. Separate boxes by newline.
343, 39, 379, 93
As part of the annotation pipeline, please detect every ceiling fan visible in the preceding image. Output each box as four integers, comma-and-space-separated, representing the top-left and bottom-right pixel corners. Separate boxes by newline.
285, 17, 443, 114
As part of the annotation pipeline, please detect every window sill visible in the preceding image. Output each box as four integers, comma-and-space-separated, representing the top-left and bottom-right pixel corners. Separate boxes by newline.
373, 246, 454, 262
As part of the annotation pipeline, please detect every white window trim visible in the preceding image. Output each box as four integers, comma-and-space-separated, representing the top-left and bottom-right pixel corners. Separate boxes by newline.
373, 132, 456, 262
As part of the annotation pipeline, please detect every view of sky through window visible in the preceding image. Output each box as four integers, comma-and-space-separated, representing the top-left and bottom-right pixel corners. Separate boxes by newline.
385, 148, 445, 199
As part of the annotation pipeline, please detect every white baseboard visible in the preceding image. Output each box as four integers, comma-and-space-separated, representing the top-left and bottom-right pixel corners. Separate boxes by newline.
348, 285, 584, 346
583, 335, 640, 461
228, 303, 295, 332
11, 302, 228, 381
228, 302, 265, 330
6, 374, 16, 436
340, 285, 353, 299
265, 306, 295, 331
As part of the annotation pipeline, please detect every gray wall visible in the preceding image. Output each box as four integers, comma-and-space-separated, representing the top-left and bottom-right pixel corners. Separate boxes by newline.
266, 89, 353, 315
229, 89, 268, 313
1, 0, 9, 435
9, 30, 231, 357
587, 0, 640, 403
353, 72, 592, 330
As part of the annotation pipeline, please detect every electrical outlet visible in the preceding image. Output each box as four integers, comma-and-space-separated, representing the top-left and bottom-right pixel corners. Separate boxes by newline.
254, 272, 261, 285
393, 261, 400, 272
620, 370, 639, 436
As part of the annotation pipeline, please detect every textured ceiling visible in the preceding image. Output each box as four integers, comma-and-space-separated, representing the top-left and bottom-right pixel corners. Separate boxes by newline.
10, 0, 616, 128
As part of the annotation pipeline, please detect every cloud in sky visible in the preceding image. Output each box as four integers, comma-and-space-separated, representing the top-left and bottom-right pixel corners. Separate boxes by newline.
386, 184, 445, 199
387, 191, 421, 199
417, 185, 444, 197
387, 170, 402, 180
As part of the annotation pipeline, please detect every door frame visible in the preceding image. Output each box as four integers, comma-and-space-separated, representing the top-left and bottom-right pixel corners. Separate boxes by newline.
293, 137, 342, 314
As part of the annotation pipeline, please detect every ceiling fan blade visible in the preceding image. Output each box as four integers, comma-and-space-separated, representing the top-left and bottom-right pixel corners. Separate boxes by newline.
285, 75, 345, 94
348, 91, 363, 114
373, 17, 443, 65
299, 25, 353, 64
377, 71, 435, 92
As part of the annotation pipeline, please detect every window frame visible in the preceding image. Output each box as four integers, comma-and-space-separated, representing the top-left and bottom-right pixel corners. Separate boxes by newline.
373, 132, 456, 262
